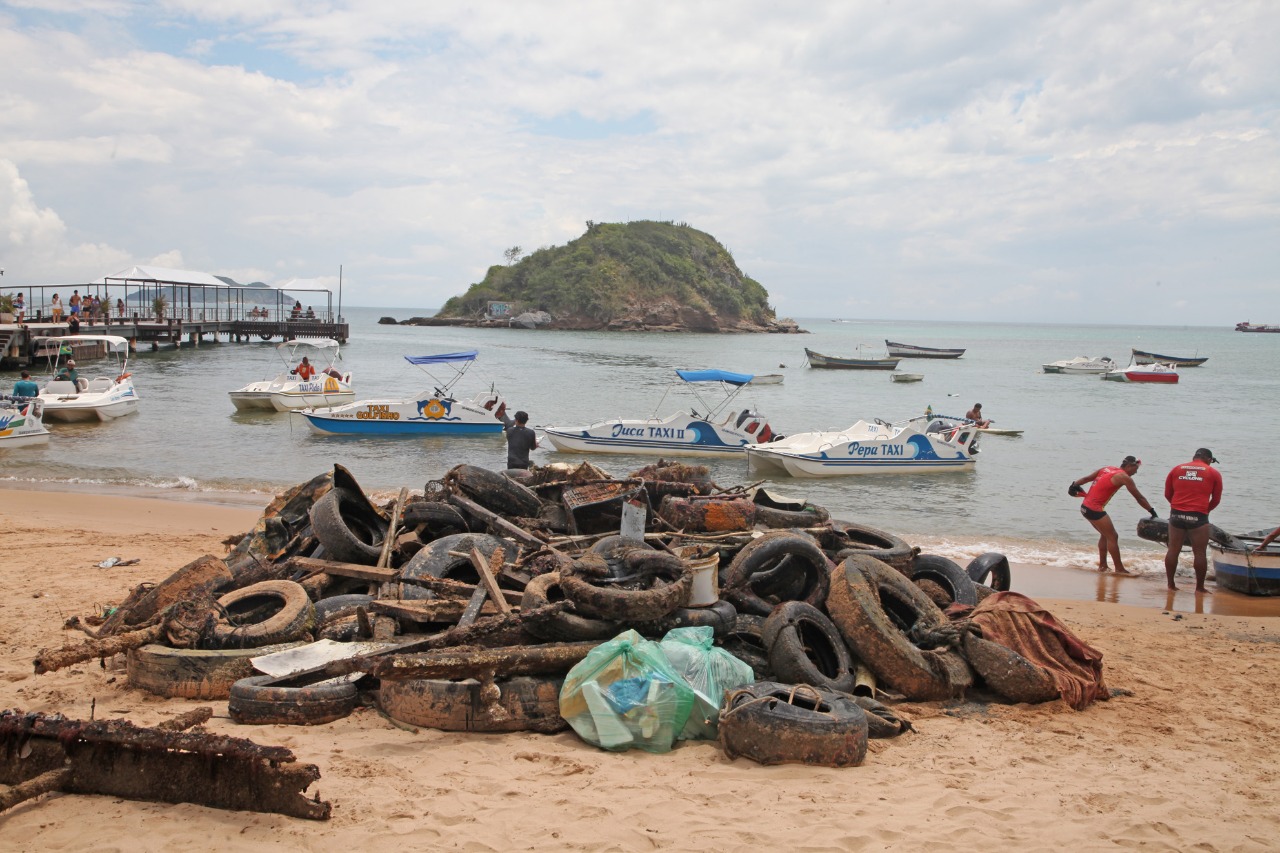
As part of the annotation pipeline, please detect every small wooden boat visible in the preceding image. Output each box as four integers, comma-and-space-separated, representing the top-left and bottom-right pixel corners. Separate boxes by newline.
890, 373, 923, 383
746, 373, 784, 385
1211, 532, 1280, 596
1235, 322, 1280, 333
885, 340, 965, 359
1131, 348, 1208, 367
805, 347, 900, 370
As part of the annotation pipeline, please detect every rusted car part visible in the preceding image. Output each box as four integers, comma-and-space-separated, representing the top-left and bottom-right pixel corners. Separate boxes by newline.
961, 633, 1060, 705
826, 555, 972, 701
762, 601, 859, 694
910, 554, 979, 606
449, 464, 544, 518
721, 531, 832, 616
559, 550, 692, 622
379, 675, 567, 733
229, 675, 359, 726
0, 710, 330, 820
826, 521, 917, 573
966, 552, 1013, 591
559, 479, 649, 535
126, 642, 304, 699
719, 682, 869, 768
95, 554, 233, 638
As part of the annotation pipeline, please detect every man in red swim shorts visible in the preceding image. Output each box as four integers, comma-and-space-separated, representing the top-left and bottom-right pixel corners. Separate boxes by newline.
1070, 455, 1157, 574
1163, 448, 1224, 592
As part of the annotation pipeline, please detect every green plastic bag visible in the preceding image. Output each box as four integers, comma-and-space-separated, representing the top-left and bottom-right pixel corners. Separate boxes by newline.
660, 626, 755, 740
559, 629, 695, 753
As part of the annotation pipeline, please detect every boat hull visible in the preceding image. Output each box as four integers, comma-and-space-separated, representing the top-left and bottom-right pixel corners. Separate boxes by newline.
0, 400, 50, 447
270, 388, 356, 412
747, 374, 784, 385
745, 419, 978, 478
891, 373, 923, 383
300, 393, 503, 436
1210, 545, 1280, 596
228, 390, 278, 411
1131, 349, 1207, 367
544, 412, 771, 457
805, 348, 901, 370
42, 386, 139, 422
884, 341, 965, 359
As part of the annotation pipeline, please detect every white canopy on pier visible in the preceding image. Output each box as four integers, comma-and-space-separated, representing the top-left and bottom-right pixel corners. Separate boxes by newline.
96, 266, 229, 287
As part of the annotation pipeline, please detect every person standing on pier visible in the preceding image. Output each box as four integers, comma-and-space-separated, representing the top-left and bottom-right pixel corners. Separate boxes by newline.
51, 293, 63, 321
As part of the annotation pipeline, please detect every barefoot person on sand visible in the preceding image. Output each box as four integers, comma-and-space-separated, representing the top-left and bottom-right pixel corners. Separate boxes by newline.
1070, 455, 1157, 574
1163, 448, 1223, 593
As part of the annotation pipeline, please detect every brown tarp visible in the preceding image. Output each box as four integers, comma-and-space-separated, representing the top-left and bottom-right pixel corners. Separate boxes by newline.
968, 592, 1108, 710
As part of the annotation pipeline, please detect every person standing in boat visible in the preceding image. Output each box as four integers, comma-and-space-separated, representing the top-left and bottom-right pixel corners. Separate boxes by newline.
1163, 448, 1223, 593
965, 403, 991, 428
1069, 455, 1157, 574
291, 356, 316, 381
495, 404, 538, 470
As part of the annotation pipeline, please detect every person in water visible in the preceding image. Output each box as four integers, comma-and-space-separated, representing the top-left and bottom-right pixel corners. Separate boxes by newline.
1069, 455, 1157, 574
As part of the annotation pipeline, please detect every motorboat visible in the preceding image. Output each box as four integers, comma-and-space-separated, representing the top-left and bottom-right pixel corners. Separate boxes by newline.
1102, 361, 1179, 383
1210, 532, 1280, 596
1235, 322, 1280, 333
805, 347, 900, 370
543, 369, 779, 457
229, 338, 354, 412
35, 335, 139, 422
747, 374, 784, 385
1131, 348, 1208, 367
890, 373, 923, 383
1042, 355, 1115, 374
0, 394, 50, 447
298, 350, 506, 436
924, 411, 1022, 436
884, 340, 965, 359
744, 415, 979, 478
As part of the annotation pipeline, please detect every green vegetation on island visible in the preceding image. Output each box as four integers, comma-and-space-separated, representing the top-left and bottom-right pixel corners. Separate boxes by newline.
436, 221, 791, 332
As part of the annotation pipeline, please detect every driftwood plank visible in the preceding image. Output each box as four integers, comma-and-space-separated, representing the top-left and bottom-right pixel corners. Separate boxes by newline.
370, 641, 598, 681
369, 599, 500, 622
288, 556, 398, 582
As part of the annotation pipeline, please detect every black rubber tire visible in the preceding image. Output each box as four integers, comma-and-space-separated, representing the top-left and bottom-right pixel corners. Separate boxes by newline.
310, 486, 388, 565
314, 593, 375, 623
228, 675, 359, 726
722, 531, 832, 616
126, 642, 303, 699
589, 534, 655, 557
852, 695, 913, 739
379, 675, 567, 733
1136, 517, 1245, 551
212, 580, 316, 649
966, 553, 1012, 591
719, 613, 771, 678
826, 555, 960, 701
399, 533, 515, 600
961, 633, 1060, 704
719, 681, 869, 767
520, 572, 622, 642
453, 464, 543, 518
911, 554, 979, 606
762, 601, 859, 694
634, 599, 738, 639
829, 520, 916, 573
401, 501, 472, 540
559, 550, 692, 622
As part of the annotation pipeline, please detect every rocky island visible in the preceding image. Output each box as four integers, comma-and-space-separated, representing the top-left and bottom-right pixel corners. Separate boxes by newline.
385, 220, 803, 333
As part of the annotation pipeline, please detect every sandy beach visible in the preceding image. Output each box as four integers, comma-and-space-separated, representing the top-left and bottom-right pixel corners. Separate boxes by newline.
2, 486, 1277, 852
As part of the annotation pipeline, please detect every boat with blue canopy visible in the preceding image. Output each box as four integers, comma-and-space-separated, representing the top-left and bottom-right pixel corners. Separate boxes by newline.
543, 368, 782, 457
297, 350, 508, 436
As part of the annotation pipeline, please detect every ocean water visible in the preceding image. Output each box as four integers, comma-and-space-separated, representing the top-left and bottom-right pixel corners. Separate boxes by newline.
3, 308, 1276, 586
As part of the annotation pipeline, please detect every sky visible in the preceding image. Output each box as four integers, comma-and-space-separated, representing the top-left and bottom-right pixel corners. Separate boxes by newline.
0, 1, 1277, 325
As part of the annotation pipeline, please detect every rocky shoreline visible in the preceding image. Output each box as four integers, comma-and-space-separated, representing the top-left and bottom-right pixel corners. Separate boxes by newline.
381, 301, 806, 334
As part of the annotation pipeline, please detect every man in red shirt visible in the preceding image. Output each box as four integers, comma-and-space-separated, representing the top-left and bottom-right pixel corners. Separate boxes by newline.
1070, 455, 1157, 574
1163, 448, 1224, 592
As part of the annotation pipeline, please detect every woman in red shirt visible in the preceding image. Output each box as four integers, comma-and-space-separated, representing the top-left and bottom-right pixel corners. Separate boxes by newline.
1069, 455, 1157, 574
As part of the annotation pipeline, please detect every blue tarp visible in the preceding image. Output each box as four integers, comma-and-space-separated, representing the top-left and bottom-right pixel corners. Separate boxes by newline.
405, 350, 479, 365
675, 368, 754, 386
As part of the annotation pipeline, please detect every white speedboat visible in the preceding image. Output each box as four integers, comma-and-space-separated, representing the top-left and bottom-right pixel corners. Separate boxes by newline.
1042, 355, 1115, 374
1101, 361, 1179, 384
543, 369, 779, 457
0, 394, 50, 447
744, 415, 979, 477
36, 335, 139, 422
229, 338, 354, 412
298, 350, 507, 436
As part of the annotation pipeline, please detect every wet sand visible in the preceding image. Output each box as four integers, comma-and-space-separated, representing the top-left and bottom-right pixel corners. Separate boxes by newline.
2, 487, 1278, 851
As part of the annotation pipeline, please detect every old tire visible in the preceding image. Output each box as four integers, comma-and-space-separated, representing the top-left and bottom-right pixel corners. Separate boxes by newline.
722, 531, 832, 616
853, 695, 913, 739
911, 554, 978, 606
126, 642, 303, 700
719, 681, 868, 767
228, 675, 359, 726
966, 552, 1012, 591
314, 593, 375, 623
829, 521, 916, 573
720, 613, 771, 678
962, 633, 1060, 704
310, 486, 388, 565
521, 572, 622, 642
453, 464, 543, 518
762, 601, 859, 694
559, 550, 692, 622
402, 501, 472, 541
826, 555, 959, 700
379, 675, 567, 733
398, 533, 515, 600
212, 580, 315, 649
634, 599, 737, 639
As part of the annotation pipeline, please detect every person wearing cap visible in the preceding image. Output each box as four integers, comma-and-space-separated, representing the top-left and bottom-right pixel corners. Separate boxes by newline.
12, 370, 39, 397
1163, 448, 1224, 592
496, 406, 538, 470
1069, 455, 1157, 574
54, 359, 79, 384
